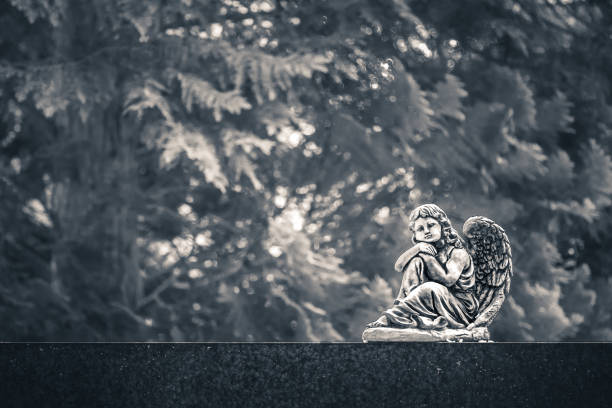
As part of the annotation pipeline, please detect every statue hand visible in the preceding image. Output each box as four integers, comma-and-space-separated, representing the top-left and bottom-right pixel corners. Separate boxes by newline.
415, 242, 437, 256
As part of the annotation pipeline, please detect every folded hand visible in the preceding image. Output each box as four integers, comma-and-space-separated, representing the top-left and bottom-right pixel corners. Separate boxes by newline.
415, 242, 437, 256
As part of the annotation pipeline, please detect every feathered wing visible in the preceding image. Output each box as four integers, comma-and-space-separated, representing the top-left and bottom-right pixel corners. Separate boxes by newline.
462, 216, 513, 328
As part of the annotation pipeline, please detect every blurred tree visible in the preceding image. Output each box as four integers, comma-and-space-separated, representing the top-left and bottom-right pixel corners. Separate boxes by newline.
1, 0, 611, 341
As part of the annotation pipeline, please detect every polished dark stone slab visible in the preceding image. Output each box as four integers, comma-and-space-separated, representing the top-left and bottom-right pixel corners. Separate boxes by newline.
0, 343, 610, 407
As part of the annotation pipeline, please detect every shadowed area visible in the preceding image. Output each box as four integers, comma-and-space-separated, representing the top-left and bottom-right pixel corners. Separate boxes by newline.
0, 344, 610, 407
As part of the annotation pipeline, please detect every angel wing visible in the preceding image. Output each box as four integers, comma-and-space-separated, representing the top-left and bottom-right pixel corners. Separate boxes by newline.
462, 216, 513, 329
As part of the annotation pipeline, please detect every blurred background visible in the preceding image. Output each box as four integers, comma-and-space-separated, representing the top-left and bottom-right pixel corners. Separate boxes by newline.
1, 0, 611, 341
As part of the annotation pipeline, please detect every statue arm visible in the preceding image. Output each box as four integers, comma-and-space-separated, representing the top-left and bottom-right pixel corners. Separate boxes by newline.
420, 249, 469, 287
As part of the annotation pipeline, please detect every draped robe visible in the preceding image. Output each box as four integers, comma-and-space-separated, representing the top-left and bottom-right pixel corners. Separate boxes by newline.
383, 245, 479, 329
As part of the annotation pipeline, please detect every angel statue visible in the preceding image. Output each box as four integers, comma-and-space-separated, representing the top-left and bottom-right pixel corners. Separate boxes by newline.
363, 204, 512, 342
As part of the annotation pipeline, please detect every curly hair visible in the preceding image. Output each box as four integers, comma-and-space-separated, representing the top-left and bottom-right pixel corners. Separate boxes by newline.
408, 204, 463, 249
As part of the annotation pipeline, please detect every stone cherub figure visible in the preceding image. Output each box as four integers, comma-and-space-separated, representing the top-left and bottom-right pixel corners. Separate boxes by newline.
363, 204, 512, 342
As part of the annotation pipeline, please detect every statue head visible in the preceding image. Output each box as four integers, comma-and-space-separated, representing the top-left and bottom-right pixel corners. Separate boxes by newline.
408, 204, 462, 249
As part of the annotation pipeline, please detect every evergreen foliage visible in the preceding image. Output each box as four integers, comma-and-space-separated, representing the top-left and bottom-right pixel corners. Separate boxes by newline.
1, 0, 612, 341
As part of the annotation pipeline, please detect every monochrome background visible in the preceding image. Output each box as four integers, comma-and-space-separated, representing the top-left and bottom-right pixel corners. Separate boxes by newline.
1, 0, 611, 341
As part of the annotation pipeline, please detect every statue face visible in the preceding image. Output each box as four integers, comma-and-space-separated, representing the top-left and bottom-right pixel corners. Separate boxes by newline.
413, 217, 442, 243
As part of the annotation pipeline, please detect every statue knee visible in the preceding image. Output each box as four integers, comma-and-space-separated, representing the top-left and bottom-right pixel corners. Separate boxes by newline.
406, 256, 425, 271
418, 281, 446, 295
400, 256, 428, 295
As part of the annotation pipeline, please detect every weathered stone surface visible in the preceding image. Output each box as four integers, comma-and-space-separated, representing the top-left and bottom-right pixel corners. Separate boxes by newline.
362, 326, 490, 342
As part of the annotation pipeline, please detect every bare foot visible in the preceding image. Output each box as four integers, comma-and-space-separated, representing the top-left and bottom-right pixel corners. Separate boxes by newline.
367, 315, 389, 328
